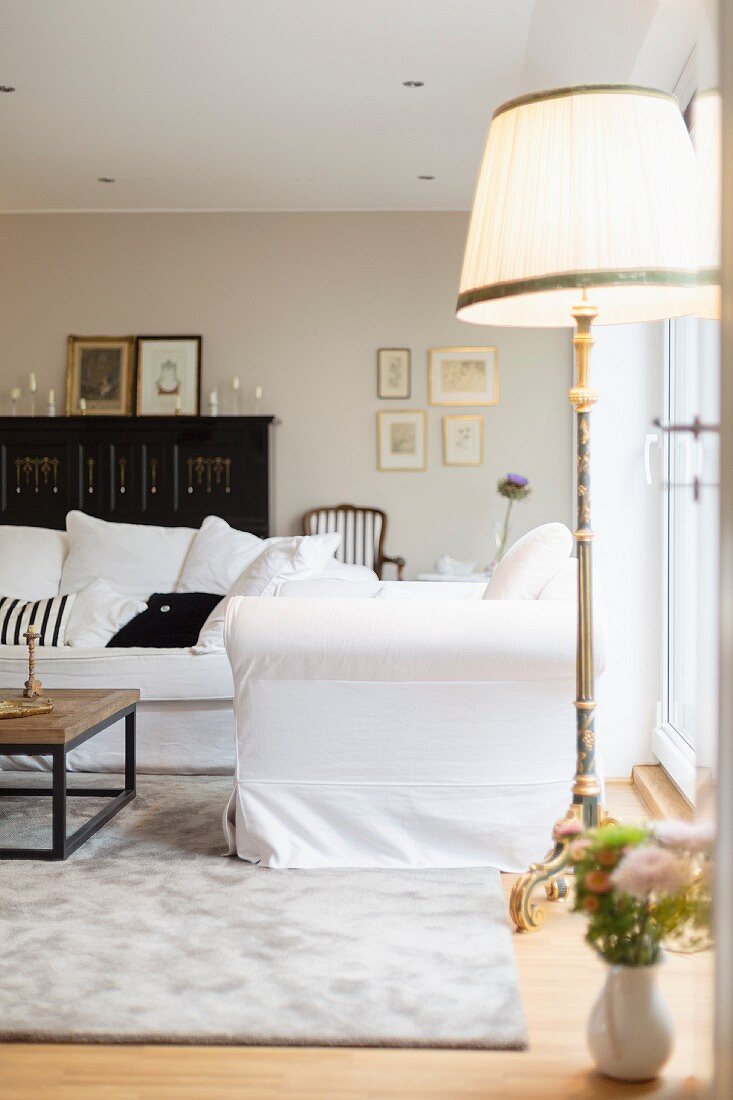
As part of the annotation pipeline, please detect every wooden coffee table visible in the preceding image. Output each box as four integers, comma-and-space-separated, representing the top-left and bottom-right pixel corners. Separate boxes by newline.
0, 688, 139, 861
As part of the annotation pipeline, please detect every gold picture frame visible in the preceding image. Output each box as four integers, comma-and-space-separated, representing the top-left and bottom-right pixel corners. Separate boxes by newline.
66, 336, 135, 416
377, 410, 427, 471
377, 348, 411, 399
442, 414, 484, 466
429, 346, 499, 406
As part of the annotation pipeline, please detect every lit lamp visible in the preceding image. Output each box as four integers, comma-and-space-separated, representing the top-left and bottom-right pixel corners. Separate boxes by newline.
694, 89, 721, 321
457, 85, 698, 931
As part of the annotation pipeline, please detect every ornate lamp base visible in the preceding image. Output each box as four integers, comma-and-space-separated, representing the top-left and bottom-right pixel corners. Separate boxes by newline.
510, 297, 606, 933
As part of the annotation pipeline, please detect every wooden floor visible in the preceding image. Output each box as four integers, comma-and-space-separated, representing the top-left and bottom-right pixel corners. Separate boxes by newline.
1, 781, 713, 1099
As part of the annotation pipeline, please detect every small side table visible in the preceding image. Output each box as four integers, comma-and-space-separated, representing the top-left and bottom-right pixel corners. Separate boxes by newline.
415, 572, 492, 583
0, 688, 139, 860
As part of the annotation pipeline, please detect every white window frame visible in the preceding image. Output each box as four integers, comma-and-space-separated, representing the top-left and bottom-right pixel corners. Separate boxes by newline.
653, 319, 696, 804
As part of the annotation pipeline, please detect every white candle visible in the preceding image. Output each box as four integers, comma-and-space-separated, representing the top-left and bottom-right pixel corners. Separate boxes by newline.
254, 385, 263, 401
48, 388, 55, 404
210, 388, 218, 403
10, 387, 20, 402
232, 376, 240, 391
29, 372, 37, 393
79, 397, 87, 412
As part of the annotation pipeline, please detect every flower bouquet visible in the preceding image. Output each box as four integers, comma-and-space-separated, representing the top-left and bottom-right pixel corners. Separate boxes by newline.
494, 474, 531, 563
555, 816, 713, 1080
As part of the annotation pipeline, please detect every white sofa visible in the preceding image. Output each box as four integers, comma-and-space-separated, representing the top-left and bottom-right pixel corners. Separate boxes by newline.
0, 515, 375, 774
223, 558, 605, 872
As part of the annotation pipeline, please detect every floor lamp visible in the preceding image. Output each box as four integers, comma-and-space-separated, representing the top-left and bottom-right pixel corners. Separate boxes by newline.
456, 85, 698, 932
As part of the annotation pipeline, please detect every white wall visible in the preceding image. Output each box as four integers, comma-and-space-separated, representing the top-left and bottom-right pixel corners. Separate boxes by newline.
0, 212, 573, 576
592, 321, 664, 776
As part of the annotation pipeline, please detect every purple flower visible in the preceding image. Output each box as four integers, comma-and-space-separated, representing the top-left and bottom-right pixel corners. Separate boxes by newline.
506, 474, 529, 487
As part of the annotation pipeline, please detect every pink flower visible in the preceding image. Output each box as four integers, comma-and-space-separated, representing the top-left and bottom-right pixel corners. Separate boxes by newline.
569, 838, 592, 862
611, 845, 691, 900
554, 819, 584, 839
654, 820, 715, 854
585, 870, 613, 894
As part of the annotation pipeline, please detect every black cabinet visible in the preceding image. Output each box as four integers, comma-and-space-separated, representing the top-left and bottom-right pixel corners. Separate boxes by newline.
0, 416, 275, 535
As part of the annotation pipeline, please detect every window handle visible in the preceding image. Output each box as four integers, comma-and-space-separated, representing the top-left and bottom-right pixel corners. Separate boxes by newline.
644, 432, 660, 486
652, 415, 720, 438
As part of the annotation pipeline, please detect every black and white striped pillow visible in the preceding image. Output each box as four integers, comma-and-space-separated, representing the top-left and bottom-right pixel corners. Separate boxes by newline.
0, 593, 76, 647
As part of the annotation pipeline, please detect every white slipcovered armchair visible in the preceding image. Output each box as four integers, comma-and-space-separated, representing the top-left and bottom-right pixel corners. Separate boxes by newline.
224, 569, 604, 871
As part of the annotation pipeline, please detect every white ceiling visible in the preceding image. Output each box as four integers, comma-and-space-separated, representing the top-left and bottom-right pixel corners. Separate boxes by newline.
0, 0, 696, 212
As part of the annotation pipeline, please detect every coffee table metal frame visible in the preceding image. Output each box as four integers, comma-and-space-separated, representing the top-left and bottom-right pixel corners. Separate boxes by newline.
0, 702, 136, 860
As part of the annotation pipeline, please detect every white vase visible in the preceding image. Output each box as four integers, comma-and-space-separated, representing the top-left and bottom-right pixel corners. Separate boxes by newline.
587, 962, 673, 1082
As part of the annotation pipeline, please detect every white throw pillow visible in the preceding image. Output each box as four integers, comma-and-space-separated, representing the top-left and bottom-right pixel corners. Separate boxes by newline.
195, 533, 341, 652
0, 525, 68, 600
177, 516, 264, 595
484, 523, 573, 600
65, 579, 147, 648
60, 512, 196, 598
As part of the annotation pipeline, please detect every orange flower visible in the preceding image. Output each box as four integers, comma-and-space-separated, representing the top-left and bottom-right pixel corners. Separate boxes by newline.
585, 870, 613, 894
584, 895, 601, 914
597, 848, 619, 869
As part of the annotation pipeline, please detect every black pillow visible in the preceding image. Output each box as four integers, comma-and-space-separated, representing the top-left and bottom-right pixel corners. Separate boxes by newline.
107, 592, 222, 649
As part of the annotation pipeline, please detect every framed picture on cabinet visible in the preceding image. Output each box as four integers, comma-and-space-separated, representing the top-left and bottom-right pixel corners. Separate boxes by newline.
65, 335, 135, 415
429, 346, 498, 406
377, 348, 411, 399
443, 414, 483, 466
377, 409, 427, 471
135, 335, 202, 416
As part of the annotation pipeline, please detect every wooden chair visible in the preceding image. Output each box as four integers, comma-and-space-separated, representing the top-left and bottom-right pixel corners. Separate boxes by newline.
302, 504, 405, 580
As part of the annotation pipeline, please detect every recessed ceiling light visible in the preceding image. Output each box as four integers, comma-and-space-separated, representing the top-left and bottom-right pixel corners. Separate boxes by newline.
403, 80, 424, 88
97, 177, 116, 183
0, 86, 15, 93
418, 175, 435, 180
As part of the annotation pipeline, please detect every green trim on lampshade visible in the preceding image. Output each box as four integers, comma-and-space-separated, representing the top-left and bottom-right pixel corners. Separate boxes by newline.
456, 269, 700, 312
698, 266, 721, 286
491, 84, 679, 121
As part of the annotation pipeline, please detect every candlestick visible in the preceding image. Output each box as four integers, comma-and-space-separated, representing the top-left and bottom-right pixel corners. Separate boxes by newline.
208, 388, 219, 416
47, 388, 56, 417
23, 624, 43, 699
10, 387, 20, 416
79, 397, 87, 415
231, 377, 240, 416
29, 372, 37, 393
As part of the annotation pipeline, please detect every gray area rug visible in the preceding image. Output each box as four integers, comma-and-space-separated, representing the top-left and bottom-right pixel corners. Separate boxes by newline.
0, 775, 527, 1048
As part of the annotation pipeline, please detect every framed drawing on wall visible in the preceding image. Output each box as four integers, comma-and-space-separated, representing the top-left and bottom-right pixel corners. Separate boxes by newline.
377, 348, 411, 399
66, 335, 135, 415
377, 410, 427, 471
429, 346, 498, 406
135, 335, 202, 416
443, 414, 483, 466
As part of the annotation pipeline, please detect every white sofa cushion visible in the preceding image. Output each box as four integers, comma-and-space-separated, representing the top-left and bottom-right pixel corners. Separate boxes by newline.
0, 525, 68, 600
484, 523, 573, 601
60, 511, 196, 598
0, 644, 233, 701
65, 579, 147, 648
194, 533, 341, 652
177, 516, 265, 595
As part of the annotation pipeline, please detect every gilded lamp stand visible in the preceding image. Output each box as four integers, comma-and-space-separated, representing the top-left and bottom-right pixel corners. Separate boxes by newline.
509, 297, 605, 932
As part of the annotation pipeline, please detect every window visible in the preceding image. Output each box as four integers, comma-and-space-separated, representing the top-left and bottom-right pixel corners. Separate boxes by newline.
656, 318, 720, 802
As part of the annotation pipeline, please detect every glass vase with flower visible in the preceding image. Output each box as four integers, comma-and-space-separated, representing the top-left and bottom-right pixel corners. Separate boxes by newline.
494, 474, 531, 563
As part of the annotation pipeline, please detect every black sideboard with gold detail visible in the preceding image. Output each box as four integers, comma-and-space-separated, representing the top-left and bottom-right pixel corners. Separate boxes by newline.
0, 416, 275, 535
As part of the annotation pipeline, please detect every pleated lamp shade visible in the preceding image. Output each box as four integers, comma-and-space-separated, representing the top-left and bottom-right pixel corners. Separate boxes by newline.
457, 85, 698, 328
695, 90, 721, 320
